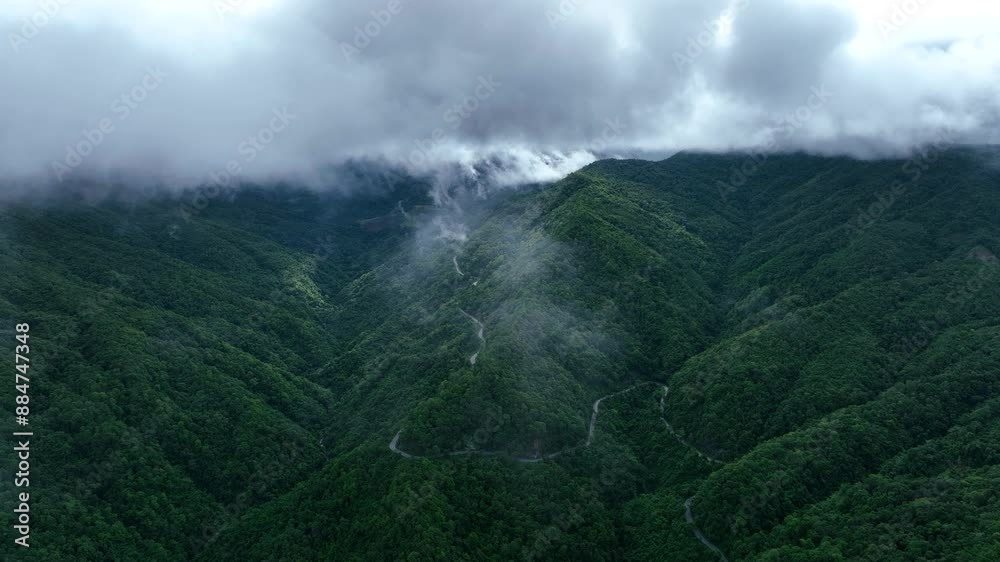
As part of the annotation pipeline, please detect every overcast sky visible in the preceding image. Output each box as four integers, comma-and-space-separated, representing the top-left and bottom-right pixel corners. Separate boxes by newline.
1, 0, 998, 188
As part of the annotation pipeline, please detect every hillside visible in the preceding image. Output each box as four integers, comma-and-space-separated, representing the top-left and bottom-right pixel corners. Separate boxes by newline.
2, 148, 999, 561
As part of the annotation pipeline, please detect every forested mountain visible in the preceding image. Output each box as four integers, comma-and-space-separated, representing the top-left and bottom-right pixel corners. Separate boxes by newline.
2, 148, 999, 561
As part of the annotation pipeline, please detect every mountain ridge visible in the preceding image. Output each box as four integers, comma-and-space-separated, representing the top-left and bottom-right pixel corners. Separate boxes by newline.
2, 148, 999, 560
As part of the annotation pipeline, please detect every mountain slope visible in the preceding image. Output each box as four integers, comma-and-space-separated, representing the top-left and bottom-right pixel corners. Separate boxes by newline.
2, 148, 999, 561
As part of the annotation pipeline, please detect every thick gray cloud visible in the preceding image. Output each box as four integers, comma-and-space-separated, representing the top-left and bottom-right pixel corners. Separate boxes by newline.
1, 0, 998, 189
720, 1, 857, 105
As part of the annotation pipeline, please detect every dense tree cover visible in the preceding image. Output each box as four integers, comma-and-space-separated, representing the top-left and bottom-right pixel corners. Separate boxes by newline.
1, 148, 999, 560
0, 185, 419, 559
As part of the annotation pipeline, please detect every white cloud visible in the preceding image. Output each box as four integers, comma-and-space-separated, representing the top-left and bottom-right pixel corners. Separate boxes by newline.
1, 0, 998, 189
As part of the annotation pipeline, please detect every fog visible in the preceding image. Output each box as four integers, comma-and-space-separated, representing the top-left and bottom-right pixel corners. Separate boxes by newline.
1, 0, 998, 191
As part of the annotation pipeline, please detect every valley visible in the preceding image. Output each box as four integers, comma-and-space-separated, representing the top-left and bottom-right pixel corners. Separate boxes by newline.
2, 148, 999, 561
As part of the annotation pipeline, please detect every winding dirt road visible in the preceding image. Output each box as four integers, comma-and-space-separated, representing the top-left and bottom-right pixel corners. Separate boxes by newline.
685, 496, 729, 562
457, 308, 485, 365
388, 431, 414, 458
585, 383, 655, 446
388, 382, 656, 462
393, 256, 728, 559
388, 382, 681, 460
659, 388, 728, 560
388, 382, 730, 560
398, 254, 729, 562
659, 387, 725, 465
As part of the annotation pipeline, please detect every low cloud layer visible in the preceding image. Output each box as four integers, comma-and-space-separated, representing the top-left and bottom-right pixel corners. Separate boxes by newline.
1, 0, 999, 190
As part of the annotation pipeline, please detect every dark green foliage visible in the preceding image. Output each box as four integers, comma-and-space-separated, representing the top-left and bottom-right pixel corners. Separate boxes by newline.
2, 147, 999, 560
